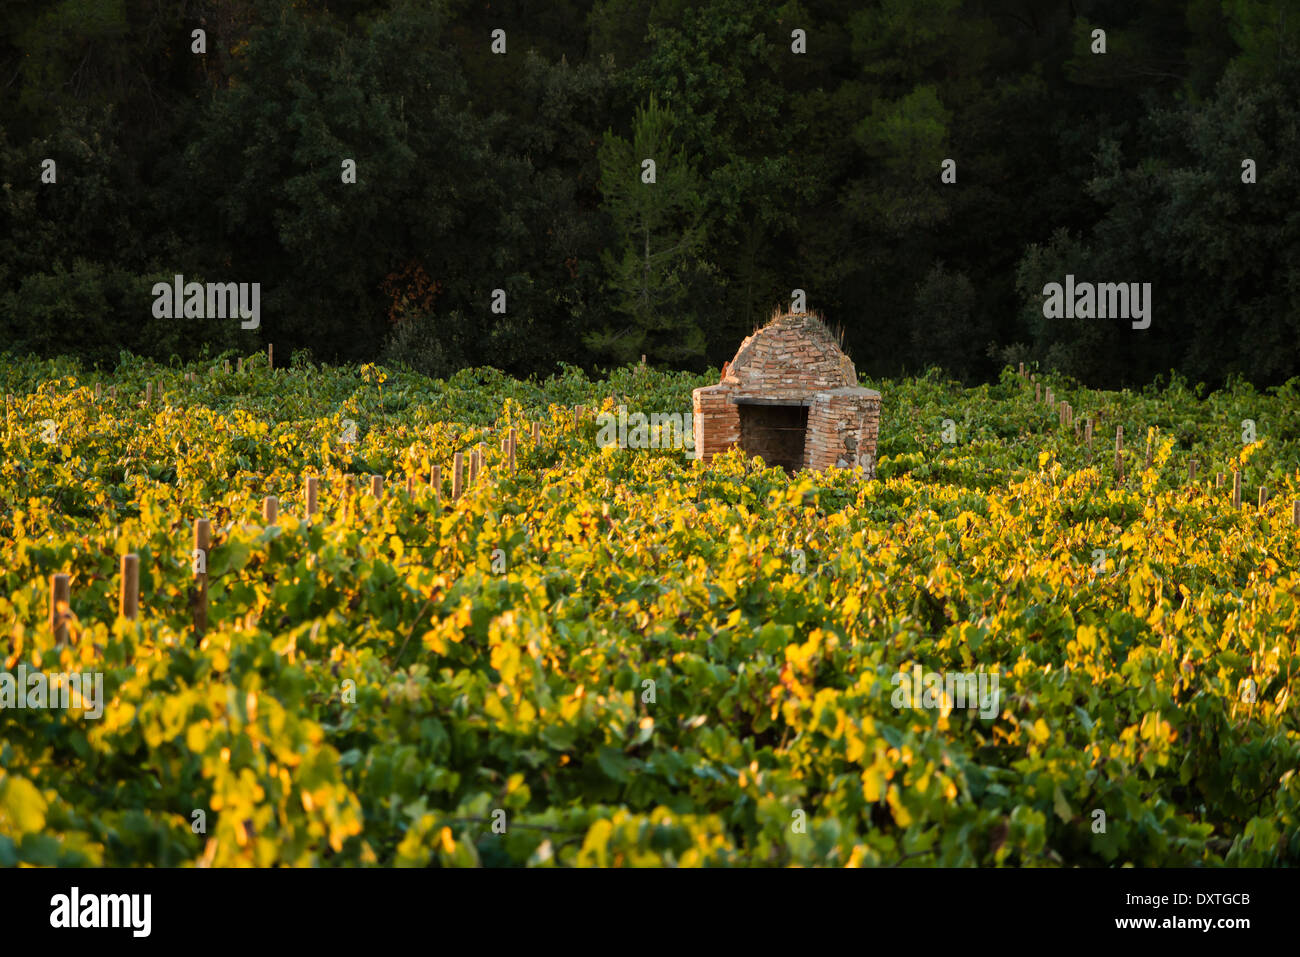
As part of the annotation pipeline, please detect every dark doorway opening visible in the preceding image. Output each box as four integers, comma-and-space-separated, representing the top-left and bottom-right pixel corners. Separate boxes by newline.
738, 402, 808, 472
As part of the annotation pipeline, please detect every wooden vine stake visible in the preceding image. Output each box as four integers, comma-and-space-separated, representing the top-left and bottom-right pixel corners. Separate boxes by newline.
94, 383, 102, 402
1188, 459, 1197, 484
1216, 472, 1224, 489
532, 422, 541, 446
50, 573, 71, 645
268, 343, 274, 371
145, 381, 153, 404
1293, 500, 1300, 528
406, 475, 416, 496
452, 452, 464, 500
508, 427, 517, 471
120, 554, 139, 621
305, 476, 318, 519
1258, 486, 1267, 510
263, 495, 278, 524
1035, 382, 1040, 402
371, 475, 384, 497
1114, 427, 1124, 481
1232, 470, 1241, 509
194, 519, 210, 638
430, 465, 442, 506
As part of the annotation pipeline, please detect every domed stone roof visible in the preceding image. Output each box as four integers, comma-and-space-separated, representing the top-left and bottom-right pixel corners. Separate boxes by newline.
722, 311, 857, 396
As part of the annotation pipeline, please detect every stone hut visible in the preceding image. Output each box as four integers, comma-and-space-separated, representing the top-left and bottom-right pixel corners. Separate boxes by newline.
692, 310, 881, 474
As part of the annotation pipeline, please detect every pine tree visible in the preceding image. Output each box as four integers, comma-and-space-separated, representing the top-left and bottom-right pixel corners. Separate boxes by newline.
589, 94, 708, 365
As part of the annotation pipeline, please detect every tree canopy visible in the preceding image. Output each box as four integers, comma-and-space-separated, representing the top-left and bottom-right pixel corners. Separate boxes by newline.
2, 0, 1297, 387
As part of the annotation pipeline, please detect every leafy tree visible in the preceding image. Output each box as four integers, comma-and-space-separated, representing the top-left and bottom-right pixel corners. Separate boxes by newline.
478, 49, 619, 374
912, 263, 986, 380
590, 94, 710, 365
1015, 62, 1300, 387
633, 0, 801, 349
1221, 0, 1300, 78
179, 2, 530, 364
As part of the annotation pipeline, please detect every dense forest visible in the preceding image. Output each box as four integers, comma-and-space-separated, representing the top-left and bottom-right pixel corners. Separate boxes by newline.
2, 0, 1298, 387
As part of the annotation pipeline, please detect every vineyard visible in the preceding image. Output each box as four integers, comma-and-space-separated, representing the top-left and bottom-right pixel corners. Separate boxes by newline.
2, 351, 1299, 867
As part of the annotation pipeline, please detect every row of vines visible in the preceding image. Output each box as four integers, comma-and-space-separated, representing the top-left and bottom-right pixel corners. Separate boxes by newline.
1, 352, 1298, 865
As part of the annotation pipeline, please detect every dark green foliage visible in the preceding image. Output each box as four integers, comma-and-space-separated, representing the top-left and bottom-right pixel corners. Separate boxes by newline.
381, 310, 465, 380
591, 94, 710, 365
0, 0, 1297, 387
1015, 63, 1300, 385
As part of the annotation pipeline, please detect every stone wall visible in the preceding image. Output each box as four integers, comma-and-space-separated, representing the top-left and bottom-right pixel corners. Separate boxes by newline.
692, 385, 740, 461
805, 388, 880, 474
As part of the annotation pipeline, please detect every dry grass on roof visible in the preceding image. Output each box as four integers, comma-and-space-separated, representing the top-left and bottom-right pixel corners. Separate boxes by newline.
754, 306, 847, 353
